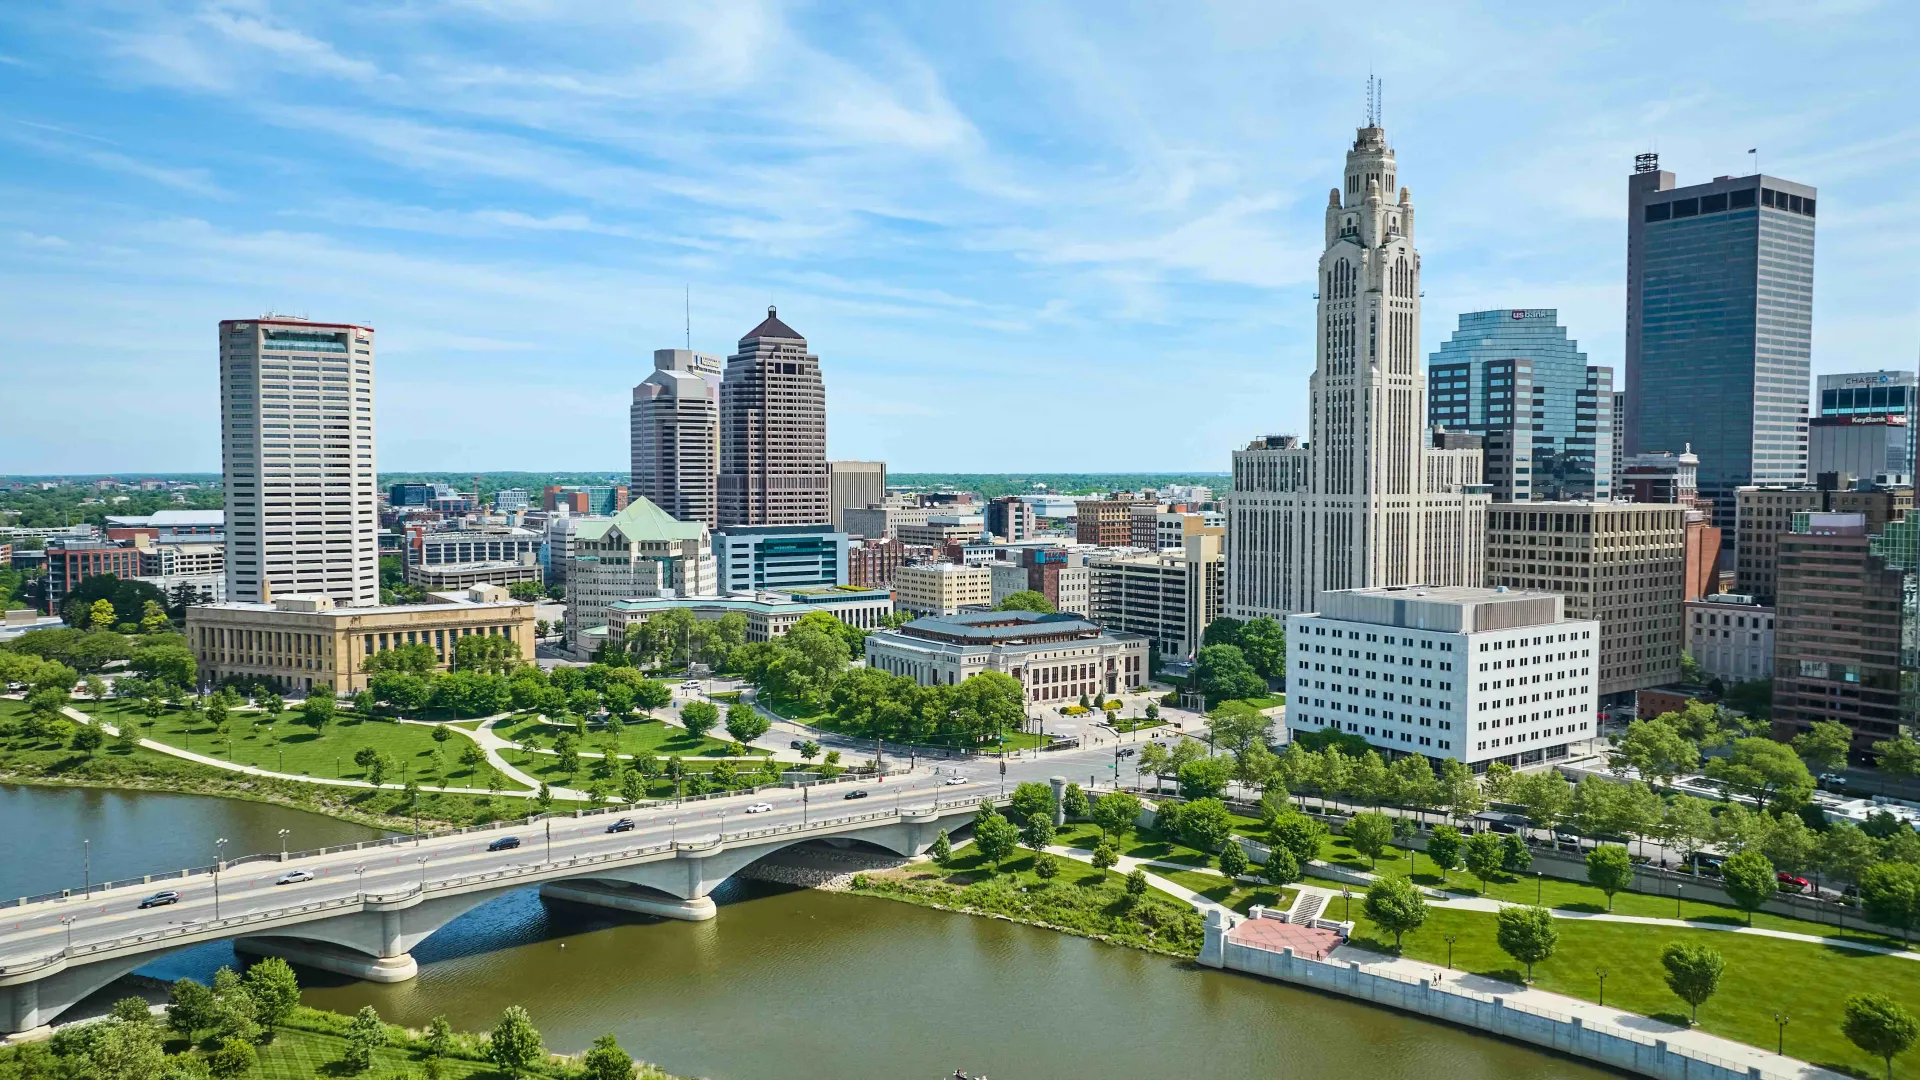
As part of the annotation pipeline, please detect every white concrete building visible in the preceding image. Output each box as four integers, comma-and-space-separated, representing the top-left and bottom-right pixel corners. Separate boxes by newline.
1685, 594, 1775, 684
1285, 585, 1598, 771
219, 316, 378, 605
864, 610, 1148, 701
1225, 122, 1487, 619
894, 561, 993, 616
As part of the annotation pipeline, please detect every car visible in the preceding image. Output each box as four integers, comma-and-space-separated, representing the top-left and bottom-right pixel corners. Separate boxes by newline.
944, 775, 969, 785
843, 789, 869, 800
138, 890, 181, 909
744, 802, 774, 814
1778, 871, 1812, 892
275, 869, 314, 885
487, 836, 522, 852
606, 818, 635, 833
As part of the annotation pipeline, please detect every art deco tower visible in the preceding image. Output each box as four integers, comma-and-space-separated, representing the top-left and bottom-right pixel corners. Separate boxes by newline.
1225, 121, 1487, 617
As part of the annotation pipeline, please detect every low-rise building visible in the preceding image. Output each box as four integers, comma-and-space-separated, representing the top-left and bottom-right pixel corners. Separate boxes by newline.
604, 586, 893, 643
1088, 532, 1225, 660
864, 609, 1148, 701
187, 592, 535, 695
894, 561, 992, 616
1284, 585, 1599, 771
1684, 594, 1773, 684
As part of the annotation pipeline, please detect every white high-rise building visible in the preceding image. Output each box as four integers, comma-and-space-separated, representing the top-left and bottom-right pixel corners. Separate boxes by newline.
631, 349, 723, 529
1225, 121, 1488, 618
220, 317, 379, 607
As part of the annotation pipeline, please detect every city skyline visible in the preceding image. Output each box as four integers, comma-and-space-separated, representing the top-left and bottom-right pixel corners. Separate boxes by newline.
1, 4, 1916, 475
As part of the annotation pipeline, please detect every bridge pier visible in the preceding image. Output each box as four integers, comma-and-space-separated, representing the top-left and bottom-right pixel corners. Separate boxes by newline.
234, 938, 419, 983
538, 881, 716, 921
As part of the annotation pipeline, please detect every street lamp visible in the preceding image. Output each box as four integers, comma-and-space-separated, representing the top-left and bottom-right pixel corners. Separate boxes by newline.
1773, 1012, 1789, 1056
1443, 933, 1456, 969
278, 828, 290, 859
1596, 967, 1608, 1007
213, 837, 229, 919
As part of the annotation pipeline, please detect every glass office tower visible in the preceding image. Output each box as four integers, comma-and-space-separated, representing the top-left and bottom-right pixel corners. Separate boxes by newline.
1427, 308, 1612, 502
1625, 156, 1816, 542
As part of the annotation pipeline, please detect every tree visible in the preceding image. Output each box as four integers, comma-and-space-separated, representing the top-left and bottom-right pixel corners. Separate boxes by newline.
341, 1005, 386, 1073
1585, 844, 1634, 911
1495, 905, 1558, 983
581, 1033, 634, 1080
487, 1005, 545, 1080
995, 590, 1054, 613
974, 812, 1019, 871
1190, 644, 1266, 707
929, 830, 952, 866
1660, 941, 1725, 1026
168, 977, 217, 1044
1346, 811, 1395, 869
1792, 719, 1854, 774
1090, 791, 1141, 840
1707, 737, 1814, 813
1269, 811, 1327, 869
1365, 876, 1429, 949
1218, 840, 1249, 878
679, 699, 720, 739
1178, 797, 1235, 853
242, 956, 300, 1033
1719, 849, 1778, 926
1177, 756, 1233, 800
1462, 831, 1505, 893
207, 1037, 257, 1080
1845, 992, 1920, 1080
1860, 862, 1920, 941
1419, 824, 1460, 883
724, 702, 769, 744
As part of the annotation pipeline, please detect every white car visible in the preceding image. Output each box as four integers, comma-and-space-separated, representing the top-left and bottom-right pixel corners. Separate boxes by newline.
944, 775, 970, 786
744, 802, 774, 814
275, 869, 314, 885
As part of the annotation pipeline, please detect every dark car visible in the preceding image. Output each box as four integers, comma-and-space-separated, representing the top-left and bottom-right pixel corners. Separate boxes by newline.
138, 890, 181, 909
606, 818, 636, 833
843, 789, 869, 800
487, 836, 522, 852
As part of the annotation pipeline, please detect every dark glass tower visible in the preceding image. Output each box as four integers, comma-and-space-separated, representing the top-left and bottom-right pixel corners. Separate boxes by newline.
1625, 157, 1816, 542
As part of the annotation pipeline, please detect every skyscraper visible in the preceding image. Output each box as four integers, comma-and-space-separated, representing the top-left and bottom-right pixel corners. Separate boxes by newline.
1225, 121, 1488, 618
631, 349, 723, 528
1427, 309, 1613, 502
717, 307, 830, 527
1625, 157, 1816, 541
220, 316, 378, 606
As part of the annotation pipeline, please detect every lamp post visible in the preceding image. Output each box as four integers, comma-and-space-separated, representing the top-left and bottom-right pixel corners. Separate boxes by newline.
1443, 933, 1456, 970
1596, 967, 1608, 1007
213, 837, 228, 919
278, 828, 290, 859
1773, 1012, 1789, 1056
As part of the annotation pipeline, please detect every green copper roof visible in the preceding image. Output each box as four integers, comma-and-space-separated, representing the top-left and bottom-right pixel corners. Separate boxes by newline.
575, 496, 706, 544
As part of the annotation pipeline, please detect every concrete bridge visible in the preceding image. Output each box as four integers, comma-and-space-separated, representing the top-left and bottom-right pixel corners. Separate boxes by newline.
0, 776, 1004, 1038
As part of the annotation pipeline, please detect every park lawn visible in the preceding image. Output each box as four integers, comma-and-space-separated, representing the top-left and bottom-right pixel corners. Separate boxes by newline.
496, 748, 782, 797
1152, 866, 1298, 915
85, 701, 524, 791
491, 713, 759, 759
1345, 902, 1920, 1079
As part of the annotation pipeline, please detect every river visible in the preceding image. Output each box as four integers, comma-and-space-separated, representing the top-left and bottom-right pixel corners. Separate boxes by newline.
5, 783, 1613, 1080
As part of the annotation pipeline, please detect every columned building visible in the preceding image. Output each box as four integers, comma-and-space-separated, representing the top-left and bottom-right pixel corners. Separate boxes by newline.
1225, 122, 1487, 618
718, 308, 830, 527
631, 349, 723, 529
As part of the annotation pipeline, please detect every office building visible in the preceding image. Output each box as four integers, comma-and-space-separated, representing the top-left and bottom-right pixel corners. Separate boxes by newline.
1818, 370, 1917, 477
1076, 496, 1150, 547
1225, 121, 1489, 619
1810, 416, 1909, 485
1684, 594, 1774, 684
631, 349, 723, 529
897, 516, 984, 548
220, 317, 379, 606
985, 496, 1035, 543
718, 307, 830, 526
864, 610, 1148, 701
893, 561, 993, 616
1625, 158, 1817, 541
188, 591, 534, 695
1088, 532, 1226, 660
1772, 513, 1907, 749
829, 461, 887, 534
1427, 309, 1614, 502
1284, 585, 1598, 770
603, 586, 894, 646
567, 498, 717, 642
713, 524, 847, 594
1485, 502, 1687, 697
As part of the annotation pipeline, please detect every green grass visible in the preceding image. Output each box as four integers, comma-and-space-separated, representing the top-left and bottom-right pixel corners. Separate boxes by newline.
1343, 902, 1920, 1078
85, 701, 526, 791
491, 713, 760, 759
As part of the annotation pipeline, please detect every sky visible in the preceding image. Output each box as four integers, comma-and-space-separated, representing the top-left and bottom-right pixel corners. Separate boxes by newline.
2, 1, 1916, 475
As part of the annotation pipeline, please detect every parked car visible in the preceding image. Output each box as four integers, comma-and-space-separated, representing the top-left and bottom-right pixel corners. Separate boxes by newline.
745, 802, 774, 814
606, 818, 636, 833
1777, 872, 1812, 892
843, 789, 869, 800
138, 890, 181, 909
487, 836, 522, 852
275, 869, 314, 885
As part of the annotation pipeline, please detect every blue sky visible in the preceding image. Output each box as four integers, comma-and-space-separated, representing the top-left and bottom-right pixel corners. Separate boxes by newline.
2, 1, 1915, 474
